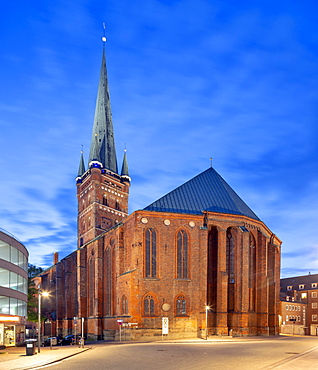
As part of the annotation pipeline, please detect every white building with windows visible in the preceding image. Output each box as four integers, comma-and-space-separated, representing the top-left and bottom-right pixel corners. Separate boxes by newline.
281, 274, 318, 336
0, 229, 28, 347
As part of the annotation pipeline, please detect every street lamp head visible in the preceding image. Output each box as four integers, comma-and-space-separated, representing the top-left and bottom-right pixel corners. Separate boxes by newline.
42, 291, 49, 297
205, 305, 210, 311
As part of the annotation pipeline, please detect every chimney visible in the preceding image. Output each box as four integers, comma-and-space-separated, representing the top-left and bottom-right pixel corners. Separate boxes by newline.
53, 252, 59, 265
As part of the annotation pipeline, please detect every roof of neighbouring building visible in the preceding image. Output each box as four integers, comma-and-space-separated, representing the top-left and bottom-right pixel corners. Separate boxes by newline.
281, 274, 318, 291
144, 167, 260, 221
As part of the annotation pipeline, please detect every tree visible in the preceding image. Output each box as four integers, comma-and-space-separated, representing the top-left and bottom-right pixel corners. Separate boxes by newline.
27, 263, 44, 322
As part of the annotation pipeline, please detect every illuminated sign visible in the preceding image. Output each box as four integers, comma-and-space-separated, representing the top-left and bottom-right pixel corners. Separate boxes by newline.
0, 316, 20, 322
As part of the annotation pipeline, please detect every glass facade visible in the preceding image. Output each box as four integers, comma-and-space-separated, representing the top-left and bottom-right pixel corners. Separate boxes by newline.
0, 230, 28, 347
0, 296, 27, 316
0, 240, 28, 271
0, 269, 27, 294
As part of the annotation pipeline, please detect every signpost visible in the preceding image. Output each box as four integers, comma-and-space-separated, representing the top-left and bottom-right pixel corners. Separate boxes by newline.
117, 319, 124, 342
162, 317, 169, 341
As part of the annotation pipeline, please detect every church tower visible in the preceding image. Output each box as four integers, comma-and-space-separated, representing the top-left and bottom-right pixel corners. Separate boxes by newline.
76, 38, 131, 248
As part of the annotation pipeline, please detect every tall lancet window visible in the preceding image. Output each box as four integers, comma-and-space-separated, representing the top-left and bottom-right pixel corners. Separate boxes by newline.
105, 247, 113, 316
177, 230, 188, 279
226, 228, 235, 282
88, 254, 95, 317
226, 228, 235, 312
249, 234, 256, 311
145, 228, 157, 277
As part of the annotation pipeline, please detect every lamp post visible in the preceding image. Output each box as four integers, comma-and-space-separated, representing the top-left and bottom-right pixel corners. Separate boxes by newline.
37, 290, 49, 353
205, 305, 210, 340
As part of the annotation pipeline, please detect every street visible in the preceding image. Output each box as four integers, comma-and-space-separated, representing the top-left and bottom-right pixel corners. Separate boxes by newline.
43, 336, 318, 370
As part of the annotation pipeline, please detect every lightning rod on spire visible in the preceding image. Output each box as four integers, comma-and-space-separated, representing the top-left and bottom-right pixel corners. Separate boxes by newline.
102, 23, 107, 42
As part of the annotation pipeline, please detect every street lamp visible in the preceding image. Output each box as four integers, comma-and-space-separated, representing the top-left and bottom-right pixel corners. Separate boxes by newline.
205, 305, 210, 340
38, 290, 49, 353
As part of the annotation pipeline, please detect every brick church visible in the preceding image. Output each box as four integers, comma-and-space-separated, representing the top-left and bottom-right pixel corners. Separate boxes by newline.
36, 40, 282, 340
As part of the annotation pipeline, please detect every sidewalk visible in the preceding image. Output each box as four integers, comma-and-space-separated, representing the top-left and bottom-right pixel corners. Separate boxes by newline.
0, 344, 90, 370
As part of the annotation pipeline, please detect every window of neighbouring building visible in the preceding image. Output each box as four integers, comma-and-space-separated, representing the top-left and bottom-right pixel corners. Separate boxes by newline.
301, 292, 307, 299
299, 284, 305, 290
312, 283, 317, 288
312, 292, 317, 298
312, 314, 317, 321
287, 286, 292, 291
312, 303, 317, 309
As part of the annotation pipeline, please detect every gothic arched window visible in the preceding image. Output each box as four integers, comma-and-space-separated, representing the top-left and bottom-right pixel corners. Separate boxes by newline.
226, 228, 235, 312
105, 247, 113, 316
145, 228, 157, 278
176, 295, 187, 315
226, 229, 235, 282
249, 234, 256, 311
121, 295, 128, 315
177, 230, 188, 279
144, 294, 155, 316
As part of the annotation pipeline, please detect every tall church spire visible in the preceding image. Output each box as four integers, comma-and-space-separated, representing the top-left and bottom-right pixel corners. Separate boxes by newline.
89, 36, 118, 173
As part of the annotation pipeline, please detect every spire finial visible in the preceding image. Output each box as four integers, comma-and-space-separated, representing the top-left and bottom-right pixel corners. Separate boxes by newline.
102, 23, 106, 42
210, 157, 213, 168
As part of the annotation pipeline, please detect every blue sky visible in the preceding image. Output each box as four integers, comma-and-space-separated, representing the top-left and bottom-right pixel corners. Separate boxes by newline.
1, 0, 318, 278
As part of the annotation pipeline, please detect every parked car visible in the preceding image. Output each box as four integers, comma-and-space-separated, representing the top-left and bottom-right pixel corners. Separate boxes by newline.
43, 336, 62, 346
62, 334, 78, 345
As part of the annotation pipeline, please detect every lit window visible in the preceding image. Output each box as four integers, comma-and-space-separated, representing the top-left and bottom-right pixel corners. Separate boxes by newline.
312, 315, 317, 321
286, 315, 289, 321
286, 305, 289, 310
301, 292, 307, 299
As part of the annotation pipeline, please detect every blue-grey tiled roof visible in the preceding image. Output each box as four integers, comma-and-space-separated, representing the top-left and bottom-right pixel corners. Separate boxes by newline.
144, 167, 260, 221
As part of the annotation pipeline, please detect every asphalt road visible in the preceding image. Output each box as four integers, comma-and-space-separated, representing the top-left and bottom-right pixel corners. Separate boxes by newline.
43, 337, 318, 370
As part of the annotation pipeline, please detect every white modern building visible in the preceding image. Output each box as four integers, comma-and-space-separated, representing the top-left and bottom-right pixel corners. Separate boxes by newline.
0, 228, 28, 347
